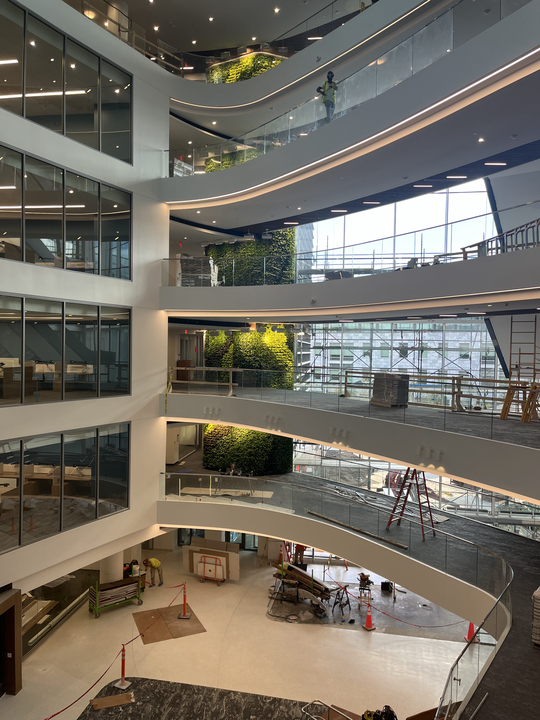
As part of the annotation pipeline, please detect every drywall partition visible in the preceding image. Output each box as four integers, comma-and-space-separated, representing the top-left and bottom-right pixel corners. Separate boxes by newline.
157, 499, 497, 628
160, 246, 540, 321
161, 393, 540, 504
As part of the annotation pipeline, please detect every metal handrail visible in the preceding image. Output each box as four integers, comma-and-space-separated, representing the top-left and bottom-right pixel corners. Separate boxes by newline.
301, 700, 355, 720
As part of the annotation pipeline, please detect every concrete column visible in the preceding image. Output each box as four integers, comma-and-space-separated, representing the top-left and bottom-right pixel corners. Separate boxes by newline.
205, 530, 225, 542
99, 551, 124, 585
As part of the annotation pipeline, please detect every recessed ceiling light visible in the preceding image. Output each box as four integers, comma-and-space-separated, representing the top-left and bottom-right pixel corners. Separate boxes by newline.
299, 132, 308, 136
331, 209, 347, 213
297, 207, 301, 210
192, 40, 197, 44
196, 210, 200, 213
307, 37, 323, 40
440, 314, 457, 317
209, 17, 213, 21
252, 37, 256, 41
154, 25, 159, 31
188, 141, 192, 144
413, 184, 433, 188
467, 312, 485, 315
446, 175, 467, 179
274, 7, 280, 13
284, 222, 298, 225
363, 201, 380, 205
478, 137, 485, 142
485, 162, 507, 166
212, 121, 216, 125
70, 63, 76, 69
114, 88, 120, 93
212, 220, 216, 223
487, 304, 492, 307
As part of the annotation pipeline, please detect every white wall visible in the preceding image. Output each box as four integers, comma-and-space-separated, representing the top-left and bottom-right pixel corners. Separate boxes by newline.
0, 1, 171, 590
162, 393, 540, 505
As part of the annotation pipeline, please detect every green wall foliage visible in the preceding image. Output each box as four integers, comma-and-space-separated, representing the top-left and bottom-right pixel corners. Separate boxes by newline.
205, 228, 295, 286
203, 424, 293, 475
205, 147, 262, 174
207, 53, 285, 84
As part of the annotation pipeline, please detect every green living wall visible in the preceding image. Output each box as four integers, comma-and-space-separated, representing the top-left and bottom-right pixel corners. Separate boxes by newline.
207, 53, 285, 84
203, 425, 293, 476
205, 146, 262, 174
205, 228, 295, 286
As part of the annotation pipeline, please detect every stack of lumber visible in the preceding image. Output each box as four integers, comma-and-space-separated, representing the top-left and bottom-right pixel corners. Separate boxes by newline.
370, 372, 409, 408
532, 586, 540, 646
272, 562, 332, 601
90, 578, 139, 608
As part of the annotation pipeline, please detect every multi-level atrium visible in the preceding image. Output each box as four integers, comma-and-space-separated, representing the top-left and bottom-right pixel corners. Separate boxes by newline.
2, 1, 540, 720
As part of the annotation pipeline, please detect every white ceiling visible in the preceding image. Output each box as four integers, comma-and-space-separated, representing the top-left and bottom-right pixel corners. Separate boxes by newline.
123, 0, 334, 53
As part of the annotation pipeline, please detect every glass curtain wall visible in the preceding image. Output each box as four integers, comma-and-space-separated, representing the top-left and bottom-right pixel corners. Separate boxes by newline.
98, 423, 129, 517
0, 423, 129, 555
24, 299, 63, 404
100, 307, 130, 395
0, 143, 131, 277
0, 145, 23, 261
65, 304, 98, 400
0, 295, 22, 407
0, 0, 131, 160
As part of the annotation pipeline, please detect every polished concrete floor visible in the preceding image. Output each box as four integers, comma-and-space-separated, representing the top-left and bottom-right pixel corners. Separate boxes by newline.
1, 552, 465, 720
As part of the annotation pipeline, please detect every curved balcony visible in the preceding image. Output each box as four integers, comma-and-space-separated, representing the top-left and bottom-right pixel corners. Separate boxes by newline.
157, 470, 514, 719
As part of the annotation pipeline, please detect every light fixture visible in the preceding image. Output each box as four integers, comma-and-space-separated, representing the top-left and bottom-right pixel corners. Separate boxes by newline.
114, 88, 120, 94
467, 312, 485, 315
29, 41, 35, 46
83, 10, 96, 19
407, 317, 422, 319
68, 189, 74, 194
413, 184, 432, 188
196, 210, 201, 213
0, 60, 18, 66
274, 7, 280, 12
212, 121, 216, 125
70, 63, 76, 69
439, 314, 457, 317
252, 36, 256, 41
183, 66, 194, 70
299, 132, 308, 136
154, 26, 159, 31
212, 220, 216, 223
192, 40, 197, 44
297, 207, 301, 210
0, 185, 16, 190
331, 209, 347, 213
50, 58, 54, 62
485, 162, 507, 166
209, 17, 213, 21
307, 37, 323, 40
446, 175, 467, 179
113, 204, 118, 208
478, 137, 485, 142
104, 21, 109, 27
284, 221, 298, 225
188, 141, 192, 145
363, 201, 380, 205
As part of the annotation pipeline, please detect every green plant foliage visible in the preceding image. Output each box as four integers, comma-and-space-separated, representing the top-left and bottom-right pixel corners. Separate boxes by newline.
205, 146, 262, 174
206, 228, 295, 286
207, 53, 285, 84
203, 424, 293, 475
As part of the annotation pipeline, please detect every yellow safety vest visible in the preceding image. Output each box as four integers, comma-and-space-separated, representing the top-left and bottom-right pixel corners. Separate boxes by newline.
321, 80, 336, 104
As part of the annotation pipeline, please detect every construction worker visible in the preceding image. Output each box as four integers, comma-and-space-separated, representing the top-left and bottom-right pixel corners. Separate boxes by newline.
317, 71, 338, 123
143, 557, 163, 586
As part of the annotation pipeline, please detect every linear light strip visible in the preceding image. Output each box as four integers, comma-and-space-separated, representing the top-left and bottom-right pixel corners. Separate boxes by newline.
167, 45, 540, 207
171, 0, 433, 111
0, 90, 87, 99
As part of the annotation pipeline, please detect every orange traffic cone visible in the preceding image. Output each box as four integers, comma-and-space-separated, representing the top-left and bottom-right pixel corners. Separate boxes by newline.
363, 603, 376, 631
29, 516, 34, 532
10, 517, 16, 534
464, 622, 480, 643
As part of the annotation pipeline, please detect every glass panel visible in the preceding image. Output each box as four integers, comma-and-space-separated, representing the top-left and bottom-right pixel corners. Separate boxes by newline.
502, 0, 532, 16
22, 433, 61, 545
100, 60, 131, 162
65, 171, 99, 273
0, 294, 22, 406
336, 62, 376, 115
25, 16, 64, 133
25, 299, 63, 404
25, 157, 64, 267
100, 185, 130, 279
65, 303, 98, 400
376, 37, 413, 95
0, 144, 23, 261
412, 11, 453, 75
63, 428, 97, 531
0, 439, 21, 553
98, 422, 129, 517
65, 39, 99, 150
0, 0, 24, 116
100, 307, 130, 396
454, 0, 501, 49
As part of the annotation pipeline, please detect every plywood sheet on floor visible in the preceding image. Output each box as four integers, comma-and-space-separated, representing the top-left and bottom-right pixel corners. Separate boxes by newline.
132, 604, 206, 645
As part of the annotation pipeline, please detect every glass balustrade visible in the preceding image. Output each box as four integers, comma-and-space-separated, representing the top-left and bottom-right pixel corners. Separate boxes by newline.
162, 199, 540, 288
166, 0, 533, 177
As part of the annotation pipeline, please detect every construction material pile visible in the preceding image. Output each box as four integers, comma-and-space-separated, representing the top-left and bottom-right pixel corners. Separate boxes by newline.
370, 373, 409, 408
272, 562, 333, 604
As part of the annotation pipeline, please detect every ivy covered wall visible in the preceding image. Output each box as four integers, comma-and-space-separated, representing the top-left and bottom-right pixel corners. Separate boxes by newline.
207, 53, 285, 84
205, 228, 295, 286
205, 147, 262, 174
203, 425, 293, 475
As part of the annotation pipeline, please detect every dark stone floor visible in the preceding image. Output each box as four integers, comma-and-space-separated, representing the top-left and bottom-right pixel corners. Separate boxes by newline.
173, 469, 540, 720
76, 678, 313, 720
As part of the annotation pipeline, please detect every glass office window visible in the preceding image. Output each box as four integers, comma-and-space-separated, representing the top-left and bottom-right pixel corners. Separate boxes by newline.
100, 307, 130, 395
0, 295, 22, 407
25, 299, 63, 404
65, 172, 99, 273
65, 40, 99, 150
25, 16, 64, 133
0, 0, 24, 116
100, 185, 130, 279
65, 303, 98, 400
25, 157, 64, 267
0, 439, 21, 553
63, 429, 97, 531
0, 145, 23, 261
101, 61, 131, 162
22, 434, 61, 544
98, 423, 128, 517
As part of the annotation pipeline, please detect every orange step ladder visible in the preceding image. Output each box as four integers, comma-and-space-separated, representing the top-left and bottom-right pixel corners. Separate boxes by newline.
386, 467, 436, 540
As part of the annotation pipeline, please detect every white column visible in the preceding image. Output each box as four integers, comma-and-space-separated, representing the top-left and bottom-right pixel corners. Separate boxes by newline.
99, 551, 124, 585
